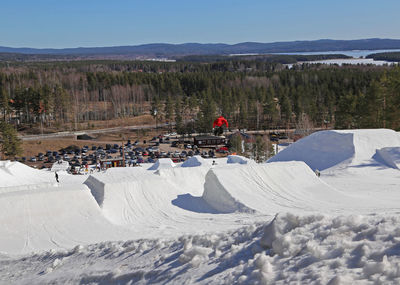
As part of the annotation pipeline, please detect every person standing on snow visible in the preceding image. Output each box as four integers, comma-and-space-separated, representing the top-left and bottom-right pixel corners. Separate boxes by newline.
55, 172, 59, 183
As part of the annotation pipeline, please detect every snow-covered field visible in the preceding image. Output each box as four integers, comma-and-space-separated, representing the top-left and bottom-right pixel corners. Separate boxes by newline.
1, 129, 400, 284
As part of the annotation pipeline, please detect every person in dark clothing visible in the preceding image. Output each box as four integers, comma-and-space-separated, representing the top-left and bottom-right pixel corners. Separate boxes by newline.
55, 172, 59, 183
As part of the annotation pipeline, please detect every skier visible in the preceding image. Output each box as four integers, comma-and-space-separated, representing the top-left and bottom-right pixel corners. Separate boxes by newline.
55, 172, 59, 183
315, 169, 320, 177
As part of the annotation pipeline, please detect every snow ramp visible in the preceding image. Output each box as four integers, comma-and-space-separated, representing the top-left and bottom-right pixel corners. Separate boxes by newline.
0, 161, 55, 193
181, 155, 211, 167
0, 185, 128, 254
268, 129, 400, 170
147, 158, 176, 170
373, 147, 400, 169
84, 166, 217, 227
202, 161, 354, 214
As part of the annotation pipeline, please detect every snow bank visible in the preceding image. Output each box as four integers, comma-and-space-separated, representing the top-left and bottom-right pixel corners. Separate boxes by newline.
147, 158, 176, 170
8, 213, 400, 284
373, 147, 400, 169
0, 160, 55, 192
203, 162, 354, 214
268, 129, 400, 170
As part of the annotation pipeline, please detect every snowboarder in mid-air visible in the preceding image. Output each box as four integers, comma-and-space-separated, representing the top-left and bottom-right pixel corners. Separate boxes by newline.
213, 116, 229, 136
55, 172, 59, 183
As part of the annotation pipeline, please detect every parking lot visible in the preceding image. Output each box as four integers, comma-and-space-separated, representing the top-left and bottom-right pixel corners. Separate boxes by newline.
18, 133, 225, 172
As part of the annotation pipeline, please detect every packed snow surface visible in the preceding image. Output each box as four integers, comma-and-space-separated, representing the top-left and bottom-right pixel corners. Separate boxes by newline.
1, 128, 400, 284
268, 129, 400, 170
0, 161, 55, 191
147, 158, 176, 170
50, 160, 70, 172
181, 155, 210, 167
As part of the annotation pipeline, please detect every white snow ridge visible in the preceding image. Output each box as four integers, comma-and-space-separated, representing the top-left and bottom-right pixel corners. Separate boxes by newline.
1, 129, 400, 284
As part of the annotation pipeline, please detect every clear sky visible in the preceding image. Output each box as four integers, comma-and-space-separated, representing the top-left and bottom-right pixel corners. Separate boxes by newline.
1, 0, 399, 48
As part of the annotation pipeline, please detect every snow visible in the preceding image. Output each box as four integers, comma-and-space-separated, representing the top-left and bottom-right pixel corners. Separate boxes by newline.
1, 128, 400, 284
0, 160, 55, 192
268, 129, 400, 170
181, 155, 210, 167
304, 58, 395, 66
147, 158, 176, 170
227, 155, 254, 165
373, 147, 400, 169
50, 160, 70, 172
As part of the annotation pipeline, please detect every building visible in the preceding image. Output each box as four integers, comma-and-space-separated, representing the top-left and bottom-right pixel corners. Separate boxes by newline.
193, 135, 226, 148
99, 158, 124, 169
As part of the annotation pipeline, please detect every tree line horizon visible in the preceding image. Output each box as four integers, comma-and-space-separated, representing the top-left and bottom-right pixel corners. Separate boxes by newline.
0, 59, 399, 140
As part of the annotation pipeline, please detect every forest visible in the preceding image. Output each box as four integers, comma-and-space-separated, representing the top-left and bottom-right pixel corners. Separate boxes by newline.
0, 58, 399, 138
367, 52, 400, 62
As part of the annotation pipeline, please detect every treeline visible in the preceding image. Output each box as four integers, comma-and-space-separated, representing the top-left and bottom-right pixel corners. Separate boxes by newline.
0, 59, 400, 135
176, 54, 351, 64
367, 52, 400, 62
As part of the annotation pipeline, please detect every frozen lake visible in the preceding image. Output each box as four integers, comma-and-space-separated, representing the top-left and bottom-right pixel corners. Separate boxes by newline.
274, 48, 400, 58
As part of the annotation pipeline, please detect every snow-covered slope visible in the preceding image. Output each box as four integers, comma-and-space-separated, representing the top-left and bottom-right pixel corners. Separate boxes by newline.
1, 129, 400, 284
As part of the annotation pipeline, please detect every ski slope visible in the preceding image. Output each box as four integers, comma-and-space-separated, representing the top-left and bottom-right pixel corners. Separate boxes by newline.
1, 129, 400, 284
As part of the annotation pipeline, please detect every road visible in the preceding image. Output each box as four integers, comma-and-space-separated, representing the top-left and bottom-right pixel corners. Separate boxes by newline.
19, 122, 327, 141
19, 122, 172, 141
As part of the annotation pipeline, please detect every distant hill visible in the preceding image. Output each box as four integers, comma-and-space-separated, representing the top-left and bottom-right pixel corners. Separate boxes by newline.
1, 38, 400, 58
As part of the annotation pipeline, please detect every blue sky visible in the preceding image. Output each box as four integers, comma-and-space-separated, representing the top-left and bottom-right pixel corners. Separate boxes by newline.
1, 0, 399, 48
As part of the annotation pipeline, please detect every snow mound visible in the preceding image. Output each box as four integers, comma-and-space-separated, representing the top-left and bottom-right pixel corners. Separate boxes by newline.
227, 155, 253, 165
373, 147, 400, 169
202, 162, 351, 214
181, 155, 210, 167
147, 158, 176, 170
50, 160, 70, 172
268, 129, 400, 170
0, 160, 54, 192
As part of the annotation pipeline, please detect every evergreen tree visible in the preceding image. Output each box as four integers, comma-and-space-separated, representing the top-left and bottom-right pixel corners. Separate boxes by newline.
0, 121, 22, 159
252, 136, 266, 163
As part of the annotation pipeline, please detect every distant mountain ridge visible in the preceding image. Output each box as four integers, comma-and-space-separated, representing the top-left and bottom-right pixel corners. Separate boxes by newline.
1, 38, 400, 58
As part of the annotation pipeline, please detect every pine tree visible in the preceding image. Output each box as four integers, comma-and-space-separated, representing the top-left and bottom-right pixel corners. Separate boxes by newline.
0, 121, 22, 159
